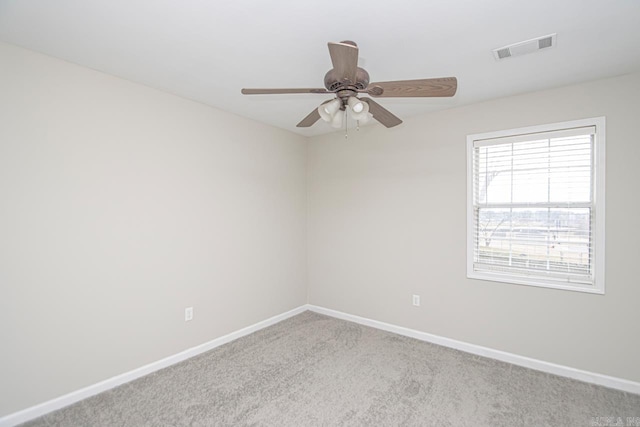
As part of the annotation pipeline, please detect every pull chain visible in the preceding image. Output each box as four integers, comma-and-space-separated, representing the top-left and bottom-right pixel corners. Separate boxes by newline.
344, 109, 348, 139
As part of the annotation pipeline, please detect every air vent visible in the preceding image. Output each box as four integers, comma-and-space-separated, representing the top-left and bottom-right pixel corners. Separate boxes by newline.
496, 48, 511, 59
493, 33, 557, 61
538, 36, 554, 49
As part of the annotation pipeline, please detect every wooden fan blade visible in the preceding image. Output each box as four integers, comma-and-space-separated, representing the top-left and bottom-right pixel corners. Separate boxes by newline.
367, 77, 457, 97
360, 97, 403, 128
328, 42, 359, 84
241, 88, 329, 95
297, 108, 321, 127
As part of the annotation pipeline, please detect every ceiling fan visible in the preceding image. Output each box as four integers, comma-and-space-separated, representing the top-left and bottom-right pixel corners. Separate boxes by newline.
241, 41, 457, 129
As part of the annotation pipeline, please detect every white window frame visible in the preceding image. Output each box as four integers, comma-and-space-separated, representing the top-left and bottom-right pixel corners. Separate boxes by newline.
466, 117, 605, 294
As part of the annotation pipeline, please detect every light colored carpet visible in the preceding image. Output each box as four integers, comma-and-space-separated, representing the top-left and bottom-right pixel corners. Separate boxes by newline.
20, 311, 640, 426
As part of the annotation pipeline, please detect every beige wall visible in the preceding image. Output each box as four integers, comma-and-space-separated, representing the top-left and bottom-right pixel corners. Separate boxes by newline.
308, 72, 640, 383
3, 38, 640, 418
0, 42, 307, 416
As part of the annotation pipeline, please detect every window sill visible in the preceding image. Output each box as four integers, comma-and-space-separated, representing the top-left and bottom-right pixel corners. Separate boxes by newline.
467, 271, 604, 294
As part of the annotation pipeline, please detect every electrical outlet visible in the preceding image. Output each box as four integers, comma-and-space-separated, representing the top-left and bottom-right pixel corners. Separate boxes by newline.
412, 295, 420, 307
185, 307, 193, 322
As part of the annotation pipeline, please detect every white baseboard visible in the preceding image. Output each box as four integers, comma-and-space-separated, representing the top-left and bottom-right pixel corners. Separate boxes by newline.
0, 305, 308, 427
306, 304, 640, 396
4, 303, 638, 426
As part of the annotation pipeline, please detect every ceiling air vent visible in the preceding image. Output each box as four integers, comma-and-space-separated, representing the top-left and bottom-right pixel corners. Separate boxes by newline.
493, 33, 557, 61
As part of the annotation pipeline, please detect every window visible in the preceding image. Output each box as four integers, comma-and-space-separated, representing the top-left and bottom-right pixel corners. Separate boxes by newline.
466, 117, 605, 293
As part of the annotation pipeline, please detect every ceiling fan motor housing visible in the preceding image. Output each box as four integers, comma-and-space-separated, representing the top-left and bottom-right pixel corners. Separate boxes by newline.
324, 67, 370, 92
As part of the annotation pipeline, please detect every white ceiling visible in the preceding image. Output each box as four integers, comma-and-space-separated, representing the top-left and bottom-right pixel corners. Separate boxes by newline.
1, 0, 640, 137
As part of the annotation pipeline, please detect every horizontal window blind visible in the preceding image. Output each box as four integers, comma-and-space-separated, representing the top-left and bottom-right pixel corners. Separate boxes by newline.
471, 126, 596, 285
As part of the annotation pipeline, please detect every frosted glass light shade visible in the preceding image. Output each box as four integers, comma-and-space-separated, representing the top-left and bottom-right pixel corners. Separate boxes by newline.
330, 110, 344, 128
349, 97, 370, 121
318, 99, 341, 122
348, 96, 365, 114
358, 112, 373, 124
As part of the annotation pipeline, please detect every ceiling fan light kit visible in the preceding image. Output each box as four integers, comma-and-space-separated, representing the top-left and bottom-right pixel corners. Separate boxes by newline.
316, 95, 370, 130
241, 41, 458, 130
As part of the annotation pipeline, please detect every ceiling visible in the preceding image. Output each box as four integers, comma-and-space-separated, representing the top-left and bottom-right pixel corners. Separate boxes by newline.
1, 0, 640, 137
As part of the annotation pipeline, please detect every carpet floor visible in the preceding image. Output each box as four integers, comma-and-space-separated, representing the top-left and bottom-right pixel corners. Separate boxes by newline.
20, 311, 640, 426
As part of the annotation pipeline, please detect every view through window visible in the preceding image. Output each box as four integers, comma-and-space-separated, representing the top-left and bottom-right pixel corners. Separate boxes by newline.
467, 118, 605, 293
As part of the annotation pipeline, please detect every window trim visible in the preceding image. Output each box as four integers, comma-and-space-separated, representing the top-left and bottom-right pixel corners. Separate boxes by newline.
466, 117, 606, 294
